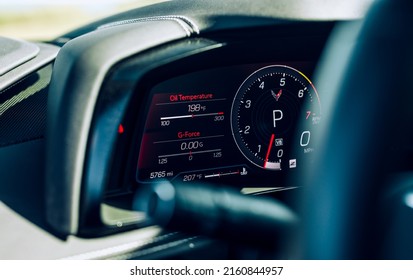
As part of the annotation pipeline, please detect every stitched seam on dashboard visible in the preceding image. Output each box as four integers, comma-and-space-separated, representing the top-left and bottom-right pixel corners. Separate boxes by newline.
60, 232, 179, 260
100, 18, 191, 37
97, 15, 199, 33
97, 15, 200, 36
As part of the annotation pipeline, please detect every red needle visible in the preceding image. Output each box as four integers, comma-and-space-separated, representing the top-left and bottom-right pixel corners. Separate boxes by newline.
263, 134, 275, 168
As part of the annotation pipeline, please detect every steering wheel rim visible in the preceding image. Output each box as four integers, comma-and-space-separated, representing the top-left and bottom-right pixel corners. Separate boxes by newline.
298, 0, 413, 259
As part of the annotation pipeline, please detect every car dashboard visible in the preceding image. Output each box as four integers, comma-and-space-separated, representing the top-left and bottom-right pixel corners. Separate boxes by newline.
113, 28, 326, 190
0, 0, 376, 259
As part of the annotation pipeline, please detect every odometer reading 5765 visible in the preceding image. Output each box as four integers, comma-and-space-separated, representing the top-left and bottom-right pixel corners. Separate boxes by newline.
230, 65, 321, 171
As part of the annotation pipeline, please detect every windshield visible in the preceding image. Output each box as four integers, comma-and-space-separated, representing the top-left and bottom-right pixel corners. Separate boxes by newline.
0, 0, 168, 41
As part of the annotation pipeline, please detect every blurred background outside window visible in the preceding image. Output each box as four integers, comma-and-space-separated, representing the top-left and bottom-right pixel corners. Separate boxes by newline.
0, 0, 167, 41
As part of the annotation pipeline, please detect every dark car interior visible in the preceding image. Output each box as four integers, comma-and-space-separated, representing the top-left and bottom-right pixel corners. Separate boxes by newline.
2, 0, 413, 260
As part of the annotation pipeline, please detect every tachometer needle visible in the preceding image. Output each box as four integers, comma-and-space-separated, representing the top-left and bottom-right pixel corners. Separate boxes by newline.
263, 133, 275, 168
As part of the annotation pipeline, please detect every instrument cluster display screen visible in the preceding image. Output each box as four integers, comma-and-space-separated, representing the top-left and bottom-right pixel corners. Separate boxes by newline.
136, 62, 319, 187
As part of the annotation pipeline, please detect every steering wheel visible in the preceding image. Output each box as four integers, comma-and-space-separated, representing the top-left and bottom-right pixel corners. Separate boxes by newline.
300, 0, 413, 259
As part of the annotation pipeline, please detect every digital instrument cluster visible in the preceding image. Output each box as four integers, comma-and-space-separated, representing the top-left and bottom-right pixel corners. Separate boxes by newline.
136, 63, 321, 187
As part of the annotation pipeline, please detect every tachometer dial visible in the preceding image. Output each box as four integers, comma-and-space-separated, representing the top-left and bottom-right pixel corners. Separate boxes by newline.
231, 65, 320, 171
